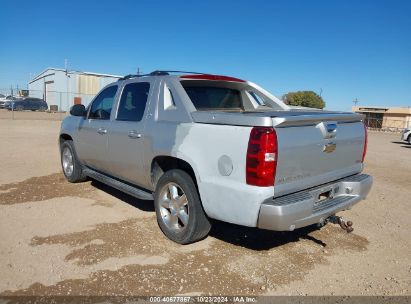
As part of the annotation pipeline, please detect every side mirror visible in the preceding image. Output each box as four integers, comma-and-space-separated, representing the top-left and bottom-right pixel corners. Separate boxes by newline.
70, 104, 86, 117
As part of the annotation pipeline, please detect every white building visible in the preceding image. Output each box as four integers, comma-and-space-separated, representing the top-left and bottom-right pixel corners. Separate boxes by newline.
28, 68, 121, 111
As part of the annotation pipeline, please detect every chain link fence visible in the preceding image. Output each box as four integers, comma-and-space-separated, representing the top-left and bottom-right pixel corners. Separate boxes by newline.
364, 117, 410, 133
0, 88, 95, 121
2, 88, 410, 131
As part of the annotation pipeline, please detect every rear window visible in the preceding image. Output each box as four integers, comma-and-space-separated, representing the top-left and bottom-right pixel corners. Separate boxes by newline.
182, 86, 243, 111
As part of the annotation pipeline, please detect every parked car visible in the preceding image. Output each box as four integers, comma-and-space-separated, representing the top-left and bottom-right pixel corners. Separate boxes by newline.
0, 95, 21, 108
59, 71, 373, 244
401, 128, 411, 144
6, 98, 48, 111
3, 101, 12, 109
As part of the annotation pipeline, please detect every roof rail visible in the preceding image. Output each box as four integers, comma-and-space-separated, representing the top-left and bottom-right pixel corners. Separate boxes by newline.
118, 74, 146, 80
151, 70, 206, 75
118, 70, 206, 81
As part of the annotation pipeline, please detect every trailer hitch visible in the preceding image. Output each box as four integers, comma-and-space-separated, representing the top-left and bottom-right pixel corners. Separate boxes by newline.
322, 215, 354, 233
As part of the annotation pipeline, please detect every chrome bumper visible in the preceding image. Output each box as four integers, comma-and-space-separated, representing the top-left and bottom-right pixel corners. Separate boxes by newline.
257, 174, 373, 231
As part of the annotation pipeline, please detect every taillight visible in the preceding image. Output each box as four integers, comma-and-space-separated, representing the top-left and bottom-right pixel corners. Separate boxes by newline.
246, 127, 278, 187
362, 123, 368, 162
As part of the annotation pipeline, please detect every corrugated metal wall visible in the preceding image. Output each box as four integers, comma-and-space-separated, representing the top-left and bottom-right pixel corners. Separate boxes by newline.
76, 74, 100, 95
29, 69, 120, 111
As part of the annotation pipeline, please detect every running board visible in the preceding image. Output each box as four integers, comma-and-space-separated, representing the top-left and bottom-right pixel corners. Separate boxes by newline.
83, 168, 153, 200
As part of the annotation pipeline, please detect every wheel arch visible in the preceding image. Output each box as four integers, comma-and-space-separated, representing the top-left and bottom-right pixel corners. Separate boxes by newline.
151, 155, 199, 190
59, 133, 73, 146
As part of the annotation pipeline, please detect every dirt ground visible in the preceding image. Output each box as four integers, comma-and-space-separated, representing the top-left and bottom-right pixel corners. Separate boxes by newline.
0, 115, 410, 296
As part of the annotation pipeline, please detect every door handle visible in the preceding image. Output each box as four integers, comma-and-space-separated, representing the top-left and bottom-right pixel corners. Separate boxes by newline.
97, 128, 107, 135
128, 130, 142, 139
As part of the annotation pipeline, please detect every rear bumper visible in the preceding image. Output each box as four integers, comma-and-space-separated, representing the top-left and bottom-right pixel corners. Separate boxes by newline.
257, 173, 373, 231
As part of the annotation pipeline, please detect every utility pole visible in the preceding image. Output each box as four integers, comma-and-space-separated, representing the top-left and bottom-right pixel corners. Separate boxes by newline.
137, 67, 140, 75
65, 59, 69, 113
319, 88, 323, 97
353, 98, 359, 107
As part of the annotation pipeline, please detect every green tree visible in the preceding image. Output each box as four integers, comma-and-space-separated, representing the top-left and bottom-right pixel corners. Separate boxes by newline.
283, 91, 325, 109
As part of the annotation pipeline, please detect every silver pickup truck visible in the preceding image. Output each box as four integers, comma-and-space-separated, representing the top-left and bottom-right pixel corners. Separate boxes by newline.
59, 71, 373, 244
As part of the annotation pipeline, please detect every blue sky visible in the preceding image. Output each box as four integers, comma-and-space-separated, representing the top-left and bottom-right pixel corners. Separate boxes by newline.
0, 0, 410, 110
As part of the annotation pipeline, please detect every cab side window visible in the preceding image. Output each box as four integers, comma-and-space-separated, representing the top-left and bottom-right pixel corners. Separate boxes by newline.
117, 82, 150, 121
89, 86, 118, 120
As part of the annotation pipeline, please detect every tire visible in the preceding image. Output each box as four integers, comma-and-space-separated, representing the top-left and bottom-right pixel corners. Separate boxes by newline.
154, 169, 211, 244
408, 135, 411, 145
60, 140, 87, 183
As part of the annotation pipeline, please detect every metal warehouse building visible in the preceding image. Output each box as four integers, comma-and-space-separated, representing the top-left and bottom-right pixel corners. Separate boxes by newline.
28, 68, 121, 111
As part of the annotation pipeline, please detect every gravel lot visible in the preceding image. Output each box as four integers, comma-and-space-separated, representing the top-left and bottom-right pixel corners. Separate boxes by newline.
0, 115, 410, 296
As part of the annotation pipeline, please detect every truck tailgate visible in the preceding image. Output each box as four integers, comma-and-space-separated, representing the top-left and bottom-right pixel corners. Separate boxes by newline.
274, 121, 366, 197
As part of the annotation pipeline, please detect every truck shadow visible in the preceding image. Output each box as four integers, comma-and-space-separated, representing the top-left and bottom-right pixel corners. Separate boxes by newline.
391, 141, 410, 145
209, 219, 325, 250
391, 141, 411, 148
89, 179, 361, 252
